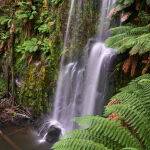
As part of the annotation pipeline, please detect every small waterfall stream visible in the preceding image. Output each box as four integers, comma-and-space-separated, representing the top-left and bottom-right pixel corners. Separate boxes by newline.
82, 43, 116, 116
39, 0, 116, 141
99, 0, 116, 40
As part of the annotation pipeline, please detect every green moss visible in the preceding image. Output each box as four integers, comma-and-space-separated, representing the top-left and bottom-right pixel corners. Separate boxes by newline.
18, 63, 50, 115
0, 76, 7, 97
0, 0, 65, 115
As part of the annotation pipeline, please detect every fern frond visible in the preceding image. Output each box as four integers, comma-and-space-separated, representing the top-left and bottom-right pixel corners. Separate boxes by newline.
130, 33, 150, 55
106, 33, 127, 48
106, 25, 150, 55
53, 139, 110, 150
110, 26, 134, 36
105, 104, 150, 150
121, 148, 138, 150
112, 79, 150, 119
111, 92, 150, 120
121, 74, 150, 86
75, 116, 141, 149
53, 74, 150, 150
65, 129, 122, 150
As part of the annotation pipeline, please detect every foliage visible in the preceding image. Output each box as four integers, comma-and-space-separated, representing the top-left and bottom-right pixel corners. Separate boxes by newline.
53, 74, 150, 150
109, 0, 150, 14
106, 0, 150, 77
16, 37, 57, 55
0, 76, 7, 97
62, 0, 100, 61
0, 16, 11, 26
106, 24, 150, 55
0, 0, 65, 116
50, 0, 64, 5
35, 10, 56, 34
16, 38, 39, 54
15, 1, 37, 23
18, 63, 49, 115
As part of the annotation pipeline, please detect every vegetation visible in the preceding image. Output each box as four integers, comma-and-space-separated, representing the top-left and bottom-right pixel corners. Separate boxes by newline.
0, 0, 66, 117
52, 1, 150, 150
0, 0, 149, 149
62, 0, 100, 62
53, 74, 150, 150
0, 0, 100, 117
106, 0, 150, 77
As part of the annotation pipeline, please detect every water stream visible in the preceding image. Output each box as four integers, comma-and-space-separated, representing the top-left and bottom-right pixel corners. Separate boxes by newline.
40, 0, 116, 142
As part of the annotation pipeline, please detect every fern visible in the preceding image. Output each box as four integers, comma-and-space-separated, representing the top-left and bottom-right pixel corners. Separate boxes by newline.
53, 74, 150, 150
0, 16, 11, 26
16, 38, 39, 54
113, 0, 135, 12
75, 116, 141, 148
106, 0, 150, 57
112, 76, 150, 119
113, 0, 150, 12
105, 104, 150, 149
15, 1, 37, 23
106, 25, 150, 55
16, 38, 53, 55
53, 139, 110, 150
65, 129, 123, 150
110, 26, 134, 36
120, 74, 150, 85
121, 148, 138, 150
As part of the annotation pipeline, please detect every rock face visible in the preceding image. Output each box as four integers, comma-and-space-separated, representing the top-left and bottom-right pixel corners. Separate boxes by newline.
46, 125, 61, 145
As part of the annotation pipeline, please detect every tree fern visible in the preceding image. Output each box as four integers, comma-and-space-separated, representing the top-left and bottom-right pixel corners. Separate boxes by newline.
120, 74, 150, 86
65, 129, 123, 150
53, 139, 110, 150
75, 116, 141, 149
104, 104, 150, 149
112, 76, 150, 119
106, 0, 150, 56
112, 0, 150, 13
111, 92, 150, 120
106, 25, 150, 55
53, 74, 150, 150
121, 148, 138, 150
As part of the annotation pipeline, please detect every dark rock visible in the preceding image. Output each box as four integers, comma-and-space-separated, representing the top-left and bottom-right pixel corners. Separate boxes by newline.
46, 125, 61, 145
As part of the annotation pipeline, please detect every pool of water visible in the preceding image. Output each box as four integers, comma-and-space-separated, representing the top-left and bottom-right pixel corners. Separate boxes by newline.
0, 126, 50, 150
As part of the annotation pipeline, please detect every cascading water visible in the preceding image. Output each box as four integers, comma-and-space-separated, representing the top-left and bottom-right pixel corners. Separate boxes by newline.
39, 0, 116, 142
99, 0, 116, 40
52, 62, 84, 130
82, 43, 116, 116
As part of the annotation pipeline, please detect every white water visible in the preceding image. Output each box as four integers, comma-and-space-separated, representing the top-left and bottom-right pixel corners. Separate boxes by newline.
99, 0, 116, 40
39, 0, 116, 140
82, 43, 115, 116
52, 62, 84, 130
52, 0, 116, 130
63, 0, 75, 50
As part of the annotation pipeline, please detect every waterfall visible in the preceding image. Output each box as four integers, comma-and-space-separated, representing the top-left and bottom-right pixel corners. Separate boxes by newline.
99, 0, 116, 40
82, 43, 116, 116
52, 63, 84, 130
39, 0, 116, 141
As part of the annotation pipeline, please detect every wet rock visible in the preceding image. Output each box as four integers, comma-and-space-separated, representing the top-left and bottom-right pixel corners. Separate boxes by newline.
46, 125, 61, 145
